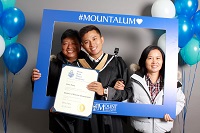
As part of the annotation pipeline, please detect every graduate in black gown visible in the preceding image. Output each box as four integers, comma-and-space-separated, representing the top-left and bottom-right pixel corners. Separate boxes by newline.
76, 25, 132, 133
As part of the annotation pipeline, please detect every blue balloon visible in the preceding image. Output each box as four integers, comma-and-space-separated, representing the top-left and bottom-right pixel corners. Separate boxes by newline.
192, 10, 200, 40
177, 15, 194, 48
0, 7, 25, 38
3, 43, 28, 74
175, 0, 198, 18
180, 37, 200, 65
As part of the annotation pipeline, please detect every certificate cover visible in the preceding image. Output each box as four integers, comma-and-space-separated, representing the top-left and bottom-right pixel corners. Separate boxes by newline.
53, 65, 98, 118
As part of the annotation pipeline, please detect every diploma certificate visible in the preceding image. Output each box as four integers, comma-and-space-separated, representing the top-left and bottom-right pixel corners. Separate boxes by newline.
54, 65, 98, 118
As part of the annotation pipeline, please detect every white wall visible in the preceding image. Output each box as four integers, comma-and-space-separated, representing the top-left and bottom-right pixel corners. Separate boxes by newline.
0, 0, 199, 132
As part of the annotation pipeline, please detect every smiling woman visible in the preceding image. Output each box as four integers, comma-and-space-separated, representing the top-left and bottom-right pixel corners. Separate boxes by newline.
129, 45, 185, 133
31, 28, 88, 133
145, 49, 163, 79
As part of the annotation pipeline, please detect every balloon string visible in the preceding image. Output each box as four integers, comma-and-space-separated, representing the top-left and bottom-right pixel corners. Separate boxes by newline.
3, 62, 8, 133
181, 65, 190, 132
183, 67, 191, 113
1, 109, 6, 133
183, 63, 198, 127
0, 85, 5, 132
187, 63, 198, 109
6, 74, 14, 127
182, 68, 186, 133
181, 63, 199, 133
0, 90, 2, 129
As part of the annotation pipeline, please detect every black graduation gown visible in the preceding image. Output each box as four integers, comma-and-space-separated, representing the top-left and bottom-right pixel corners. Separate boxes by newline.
76, 53, 132, 133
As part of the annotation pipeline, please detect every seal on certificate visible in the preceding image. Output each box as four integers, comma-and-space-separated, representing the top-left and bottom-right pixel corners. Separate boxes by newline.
68, 70, 74, 78
78, 104, 85, 112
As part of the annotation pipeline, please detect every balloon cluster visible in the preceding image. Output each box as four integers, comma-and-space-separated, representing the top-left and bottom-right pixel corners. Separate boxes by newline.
0, 0, 27, 74
152, 0, 200, 66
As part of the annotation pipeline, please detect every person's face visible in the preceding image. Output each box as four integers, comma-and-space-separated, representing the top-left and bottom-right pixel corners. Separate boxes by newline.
61, 37, 80, 62
81, 30, 104, 59
145, 49, 163, 75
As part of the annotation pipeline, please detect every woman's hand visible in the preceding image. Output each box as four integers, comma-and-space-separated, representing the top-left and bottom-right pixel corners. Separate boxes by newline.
164, 114, 174, 122
32, 68, 41, 81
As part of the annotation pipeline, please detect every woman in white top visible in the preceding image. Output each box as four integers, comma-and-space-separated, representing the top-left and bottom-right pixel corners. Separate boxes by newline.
129, 45, 185, 133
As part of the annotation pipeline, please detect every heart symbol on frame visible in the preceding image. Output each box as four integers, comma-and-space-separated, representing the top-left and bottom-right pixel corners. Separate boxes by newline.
136, 19, 143, 24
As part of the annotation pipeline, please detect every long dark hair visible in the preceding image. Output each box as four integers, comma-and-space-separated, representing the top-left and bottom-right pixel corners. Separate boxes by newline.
138, 45, 165, 78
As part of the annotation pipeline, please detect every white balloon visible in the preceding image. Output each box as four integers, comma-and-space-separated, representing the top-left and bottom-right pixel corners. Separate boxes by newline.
151, 0, 175, 18
157, 33, 166, 53
0, 35, 5, 57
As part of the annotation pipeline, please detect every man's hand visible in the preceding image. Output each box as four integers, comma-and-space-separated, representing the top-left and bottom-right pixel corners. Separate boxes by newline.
87, 81, 104, 96
114, 80, 125, 90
